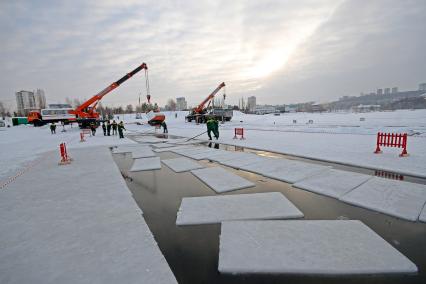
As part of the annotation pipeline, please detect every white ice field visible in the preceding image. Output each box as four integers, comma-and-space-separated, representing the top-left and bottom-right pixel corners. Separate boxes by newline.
0, 147, 177, 284
218, 220, 418, 275
191, 167, 256, 193
162, 157, 204, 173
176, 192, 303, 225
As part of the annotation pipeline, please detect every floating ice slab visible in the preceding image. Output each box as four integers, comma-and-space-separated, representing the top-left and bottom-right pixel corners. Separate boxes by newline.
293, 169, 372, 198
191, 167, 255, 193
130, 157, 161, 171
153, 145, 191, 153
340, 177, 426, 221
242, 159, 330, 183
220, 154, 266, 169
131, 148, 156, 159
151, 143, 177, 148
176, 192, 303, 225
218, 220, 417, 275
112, 144, 141, 154
162, 157, 204, 173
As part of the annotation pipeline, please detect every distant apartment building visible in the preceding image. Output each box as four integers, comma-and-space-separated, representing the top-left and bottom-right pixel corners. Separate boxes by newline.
16, 90, 36, 115
419, 83, 426, 91
391, 87, 398, 94
247, 96, 256, 112
176, 97, 187, 111
377, 88, 383, 95
35, 89, 46, 109
384, 88, 391, 95
255, 105, 276, 115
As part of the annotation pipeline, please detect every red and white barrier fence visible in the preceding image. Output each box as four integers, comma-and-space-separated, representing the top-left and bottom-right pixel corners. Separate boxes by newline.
374, 132, 408, 157
59, 143, 72, 165
233, 128, 245, 140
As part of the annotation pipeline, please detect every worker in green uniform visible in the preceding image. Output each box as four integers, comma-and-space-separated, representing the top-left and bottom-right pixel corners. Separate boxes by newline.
118, 121, 126, 139
50, 122, 56, 134
213, 118, 219, 139
101, 122, 106, 136
161, 121, 168, 133
106, 120, 111, 136
112, 120, 118, 135
206, 118, 215, 140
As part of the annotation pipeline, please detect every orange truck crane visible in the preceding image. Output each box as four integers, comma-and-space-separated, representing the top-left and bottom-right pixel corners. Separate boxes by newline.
28, 62, 152, 128
185, 82, 232, 123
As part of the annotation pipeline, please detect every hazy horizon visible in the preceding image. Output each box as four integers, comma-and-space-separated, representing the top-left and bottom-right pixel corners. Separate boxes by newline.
1, 0, 425, 110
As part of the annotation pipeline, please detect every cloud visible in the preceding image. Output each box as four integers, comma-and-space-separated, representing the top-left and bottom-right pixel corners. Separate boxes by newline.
0, 0, 424, 110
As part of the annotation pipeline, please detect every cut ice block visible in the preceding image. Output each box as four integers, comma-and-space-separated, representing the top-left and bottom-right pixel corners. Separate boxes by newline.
112, 144, 141, 154
130, 157, 161, 171
242, 158, 330, 183
219, 220, 417, 275
293, 169, 372, 198
176, 192, 303, 225
191, 167, 255, 193
131, 148, 156, 159
220, 154, 266, 169
162, 157, 204, 173
153, 146, 191, 153
339, 177, 426, 221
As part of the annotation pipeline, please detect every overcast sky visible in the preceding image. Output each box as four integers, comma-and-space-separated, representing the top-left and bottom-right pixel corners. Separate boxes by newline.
1, 0, 425, 110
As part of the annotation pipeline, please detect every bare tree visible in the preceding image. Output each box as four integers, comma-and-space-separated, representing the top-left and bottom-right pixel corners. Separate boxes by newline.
125, 104, 134, 114
165, 99, 176, 111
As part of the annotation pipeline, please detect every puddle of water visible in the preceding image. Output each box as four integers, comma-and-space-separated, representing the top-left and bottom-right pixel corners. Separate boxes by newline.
113, 150, 426, 284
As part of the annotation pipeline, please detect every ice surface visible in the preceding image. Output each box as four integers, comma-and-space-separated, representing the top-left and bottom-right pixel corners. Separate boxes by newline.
112, 144, 144, 154
218, 220, 417, 275
241, 158, 330, 183
191, 167, 255, 193
220, 154, 266, 169
293, 169, 372, 198
339, 177, 426, 221
130, 157, 161, 171
162, 157, 204, 173
176, 192, 303, 225
153, 145, 191, 153
131, 148, 156, 159
151, 143, 177, 148
0, 147, 176, 284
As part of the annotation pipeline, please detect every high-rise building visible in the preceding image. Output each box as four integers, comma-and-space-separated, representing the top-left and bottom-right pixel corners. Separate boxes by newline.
15, 90, 36, 115
176, 97, 187, 111
419, 83, 426, 91
384, 88, 390, 95
391, 87, 398, 94
377, 89, 383, 95
35, 89, 46, 109
247, 96, 256, 112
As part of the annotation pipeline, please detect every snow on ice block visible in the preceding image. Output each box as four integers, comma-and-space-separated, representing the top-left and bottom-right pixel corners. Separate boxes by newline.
293, 169, 372, 198
153, 146, 191, 153
112, 144, 140, 154
339, 177, 426, 221
191, 167, 255, 193
162, 157, 204, 173
131, 148, 156, 159
176, 192, 303, 225
218, 220, 417, 275
220, 154, 266, 169
130, 157, 161, 171
247, 159, 330, 184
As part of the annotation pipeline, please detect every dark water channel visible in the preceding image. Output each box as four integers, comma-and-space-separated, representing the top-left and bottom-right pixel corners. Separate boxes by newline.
112, 146, 426, 284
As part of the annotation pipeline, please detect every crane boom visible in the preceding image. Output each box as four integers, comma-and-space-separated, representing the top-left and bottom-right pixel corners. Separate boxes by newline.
70, 62, 148, 118
194, 82, 225, 113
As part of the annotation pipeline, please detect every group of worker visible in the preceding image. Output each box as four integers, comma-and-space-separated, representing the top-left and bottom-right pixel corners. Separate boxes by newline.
206, 118, 219, 140
100, 120, 126, 138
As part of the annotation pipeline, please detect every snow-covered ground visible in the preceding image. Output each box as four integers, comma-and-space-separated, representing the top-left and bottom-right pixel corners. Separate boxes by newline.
0, 121, 134, 182
125, 109, 426, 178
